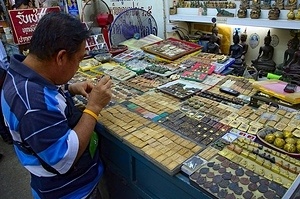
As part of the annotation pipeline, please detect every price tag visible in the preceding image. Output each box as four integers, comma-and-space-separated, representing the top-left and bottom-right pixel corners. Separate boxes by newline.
216, 17, 228, 24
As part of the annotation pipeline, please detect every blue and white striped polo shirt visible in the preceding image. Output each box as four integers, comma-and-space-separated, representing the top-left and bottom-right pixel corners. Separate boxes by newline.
1, 54, 103, 199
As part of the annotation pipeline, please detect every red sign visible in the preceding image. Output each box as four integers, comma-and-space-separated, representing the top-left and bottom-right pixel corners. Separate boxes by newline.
8, 7, 60, 45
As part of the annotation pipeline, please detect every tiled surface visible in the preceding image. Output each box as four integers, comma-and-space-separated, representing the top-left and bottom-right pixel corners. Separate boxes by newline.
0, 138, 31, 199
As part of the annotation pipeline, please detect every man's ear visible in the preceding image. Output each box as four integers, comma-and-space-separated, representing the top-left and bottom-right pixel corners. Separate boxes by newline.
56, 49, 67, 66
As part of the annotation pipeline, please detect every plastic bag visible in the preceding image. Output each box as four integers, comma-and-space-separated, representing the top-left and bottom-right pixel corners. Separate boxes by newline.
243, 65, 258, 80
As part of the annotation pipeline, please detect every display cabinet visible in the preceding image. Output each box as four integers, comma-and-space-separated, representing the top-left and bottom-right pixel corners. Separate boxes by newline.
96, 123, 213, 199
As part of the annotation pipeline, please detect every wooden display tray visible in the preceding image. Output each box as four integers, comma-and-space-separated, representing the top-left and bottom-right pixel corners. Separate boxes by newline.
79, 58, 100, 71
157, 79, 203, 99
180, 71, 208, 82
141, 37, 202, 61
257, 127, 300, 158
190, 155, 288, 199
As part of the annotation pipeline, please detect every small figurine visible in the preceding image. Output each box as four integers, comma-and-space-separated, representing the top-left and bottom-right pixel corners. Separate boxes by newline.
276, 35, 299, 74
251, 0, 261, 7
229, 30, 244, 76
228, 2, 236, 8
284, 44, 300, 73
287, 8, 296, 20
268, 5, 281, 20
250, 5, 261, 19
169, 0, 177, 15
216, 7, 235, 17
285, 0, 297, 10
275, 0, 284, 10
281, 42, 300, 84
261, 0, 271, 9
238, 5, 247, 18
229, 30, 243, 60
202, 2, 208, 16
251, 30, 276, 74
178, 0, 184, 7
240, 0, 250, 9
296, 8, 300, 20
206, 33, 220, 54
240, 29, 249, 62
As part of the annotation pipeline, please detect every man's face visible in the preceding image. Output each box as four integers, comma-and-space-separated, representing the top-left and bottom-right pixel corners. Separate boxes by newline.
61, 41, 86, 83
18, 4, 29, 9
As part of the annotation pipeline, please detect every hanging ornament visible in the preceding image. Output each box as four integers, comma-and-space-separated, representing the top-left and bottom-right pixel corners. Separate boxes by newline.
270, 34, 279, 47
249, 33, 260, 49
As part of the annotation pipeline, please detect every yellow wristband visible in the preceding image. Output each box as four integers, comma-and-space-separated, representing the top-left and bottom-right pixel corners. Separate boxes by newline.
83, 109, 98, 121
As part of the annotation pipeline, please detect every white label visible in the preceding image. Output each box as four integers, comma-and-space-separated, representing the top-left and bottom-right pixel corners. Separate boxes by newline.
216, 17, 227, 24
198, 8, 203, 16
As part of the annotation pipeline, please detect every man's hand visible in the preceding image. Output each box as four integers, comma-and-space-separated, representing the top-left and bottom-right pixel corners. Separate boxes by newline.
68, 81, 94, 98
73, 75, 112, 161
85, 75, 112, 114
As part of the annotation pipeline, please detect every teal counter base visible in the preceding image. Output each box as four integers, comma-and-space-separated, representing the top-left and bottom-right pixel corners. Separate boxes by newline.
97, 124, 213, 199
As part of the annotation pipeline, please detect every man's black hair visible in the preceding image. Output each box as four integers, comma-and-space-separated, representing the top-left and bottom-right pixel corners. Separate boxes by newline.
14, 0, 30, 9
29, 12, 90, 61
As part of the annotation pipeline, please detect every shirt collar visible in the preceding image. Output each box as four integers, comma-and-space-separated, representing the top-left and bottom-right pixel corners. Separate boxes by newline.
10, 54, 58, 90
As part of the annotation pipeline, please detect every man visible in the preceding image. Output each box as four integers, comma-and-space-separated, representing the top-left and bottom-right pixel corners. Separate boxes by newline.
0, 40, 9, 69
1, 12, 112, 199
0, 33, 12, 144
13, 0, 35, 9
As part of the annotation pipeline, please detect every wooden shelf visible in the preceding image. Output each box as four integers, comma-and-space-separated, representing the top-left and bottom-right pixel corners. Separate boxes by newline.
169, 8, 300, 30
